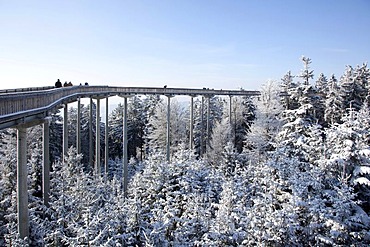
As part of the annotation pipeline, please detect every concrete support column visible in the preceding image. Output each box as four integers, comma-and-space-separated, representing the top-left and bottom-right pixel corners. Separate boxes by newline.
229, 95, 232, 125
200, 96, 204, 156
122, 97, 128, 195
43, 121, 50, 207
89, 98, 93, 167
166, 95, 171, 162
95, 98, 101, 175
63, 104, 68, 160
76, 98, 81, 154
105, 97, 109, 178
206, 96, 211, 152
189, 96, 194, 150
17, 127, 29, 239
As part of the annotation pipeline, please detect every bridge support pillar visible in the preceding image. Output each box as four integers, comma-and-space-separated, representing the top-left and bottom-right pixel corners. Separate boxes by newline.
200, 96, 204, 156
105, 97, 109, 179
17, 127, 29, 239
166, 95, 172, 162
189, 96, 194, 150
63, 104, 68, 161
89, 98, 93, 167
122, 97, 128, 195
43, 120, 50, 207
95, 98, 101, 175
229, 95, 232, 125
206, 96, 211, 153
76, 98, 81, 154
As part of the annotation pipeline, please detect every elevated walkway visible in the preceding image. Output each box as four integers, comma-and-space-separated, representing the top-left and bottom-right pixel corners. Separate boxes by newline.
0, 85, 260, 130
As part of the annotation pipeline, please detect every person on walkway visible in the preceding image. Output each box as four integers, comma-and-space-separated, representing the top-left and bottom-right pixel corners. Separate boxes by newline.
64, 81, 68, 87
67, 81, 73, 86
55, 79, 62, 88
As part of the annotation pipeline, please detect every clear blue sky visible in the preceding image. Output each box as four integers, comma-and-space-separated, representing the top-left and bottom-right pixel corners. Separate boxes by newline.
1, 0, 369, 90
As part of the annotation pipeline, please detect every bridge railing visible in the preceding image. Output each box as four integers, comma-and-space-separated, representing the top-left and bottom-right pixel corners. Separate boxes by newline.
0, 86, 56, 94
0, 86, 260, 115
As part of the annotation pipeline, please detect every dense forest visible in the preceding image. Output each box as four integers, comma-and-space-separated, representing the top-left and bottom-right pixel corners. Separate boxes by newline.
1, 57, 370, 246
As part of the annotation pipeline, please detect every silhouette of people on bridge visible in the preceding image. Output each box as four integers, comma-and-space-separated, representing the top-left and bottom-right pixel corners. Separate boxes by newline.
56, 79, 76, 88
63, 81, 73, 87
55, 79, 62, 88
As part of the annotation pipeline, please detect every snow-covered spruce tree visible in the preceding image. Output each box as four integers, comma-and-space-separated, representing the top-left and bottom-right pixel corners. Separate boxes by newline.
142, 95, 163, 158
242, 158, 292, 246
325, 106, 370, 215
67, 105, 78, 149
282, 56, 314, 111
300, 85, 326, 126
236, 96, 256, 153
192, 96, 224, 157
108, 103, 124, 160
75, 175, 126, 245
124, 158, 176, 245
48, 111, 63, 163
281, 70, 295, 92
274, 85, 326, 163
42, 147, 128, 245
193, 97, 206, 156
169, 151, 219, 244
280, 70, 296, 109
245, 80, 283, 161
46, 147, 86, 244
80, 102, 96, 167
212, 146, 290, 245
209, 96, 225, 127
222, 94, 255, 153
339, 65, 368, 113
299, 56, 314, 86
220, 141, 242, 178
66, 104, 97, 159
284, 56, 325, 126
267, 84, 362, 245
315, 72, 329, 94
355, 62, 370, 90
127, 96, 146, 160
314, 73, 329, 126
207, 118, 232, 165
270, 91, 370, 244
146, 98, 187, 159
325, 74, 345, 126
124, 147, 223, 245
108, 96, 146, 163
272, 143, 332, 245
203, 179, 245, 246
209, 150, 291, 246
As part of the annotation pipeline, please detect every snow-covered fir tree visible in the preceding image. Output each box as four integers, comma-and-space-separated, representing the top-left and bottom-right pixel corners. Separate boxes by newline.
325, 74, 344, 125
299, 56, 314, 86
146, 98, 188, 159
245, 80, 283, 159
